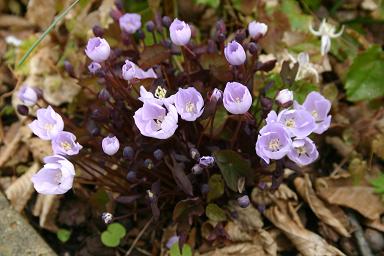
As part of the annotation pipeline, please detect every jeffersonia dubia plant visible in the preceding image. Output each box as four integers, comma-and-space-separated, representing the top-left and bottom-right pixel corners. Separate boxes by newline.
22, 3, 333, 245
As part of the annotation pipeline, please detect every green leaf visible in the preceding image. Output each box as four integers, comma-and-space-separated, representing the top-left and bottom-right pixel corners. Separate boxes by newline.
345, 45, 384, 102
207, 174, 225, 202
213, 150, 253, 192
100, 223, 126, 248
206, 203, 227, 222
182, 244, 193, 256
370, 173, 384, 195
194, 0, 220, 8
281, 0, 313, 31
291, 80, 318, 104
170, 243, 181, 256
57, 228, 71, 243
101, 231, 120, 248
108, 223, 126, 238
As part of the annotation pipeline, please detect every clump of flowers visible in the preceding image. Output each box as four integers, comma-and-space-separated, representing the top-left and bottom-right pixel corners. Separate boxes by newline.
18, 3, 333, 248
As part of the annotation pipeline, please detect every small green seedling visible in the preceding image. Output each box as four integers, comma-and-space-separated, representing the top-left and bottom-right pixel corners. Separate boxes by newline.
57, 228, 71, 243
170, 243, 192, 256
101, 222, 126, 247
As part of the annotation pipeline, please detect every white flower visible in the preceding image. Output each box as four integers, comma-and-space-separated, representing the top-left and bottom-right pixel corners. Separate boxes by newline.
288, 52, 320, 82
309, 19, 344, 56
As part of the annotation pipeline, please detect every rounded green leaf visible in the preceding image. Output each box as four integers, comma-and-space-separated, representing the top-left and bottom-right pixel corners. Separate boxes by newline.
107, 223, 126, 239
101, 231, 120, 247
207, 174, 224, 202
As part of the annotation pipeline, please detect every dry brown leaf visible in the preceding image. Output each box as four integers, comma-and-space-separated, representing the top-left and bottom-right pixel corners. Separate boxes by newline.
365, 218, 384, 232
5, 162, 39, 212
225, 221, 252, 242
264, 203, 346, 256
315, 175, 384, 220
26, 0, 56, 29
227, 200, 263, 231
32, 194, 60, 232
0, 123, 31, 167
294, 175, 351, 237
198, 242, 266, 256
26, 137, 53, 161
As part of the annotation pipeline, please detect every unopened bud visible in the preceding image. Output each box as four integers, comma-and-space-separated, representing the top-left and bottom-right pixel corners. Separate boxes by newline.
144, 158, 154, 169
146, 21, 155, 32
275, 89, 293, 107
191, 164, 203, 175
162, 16, 172, 27
123, 146, 135, 160
237, 195, 250, 208
101, 212, 113, 224
199, 156, 215, 168
153, 149, 164, 160
92, 25, 104, 37
190, 148, 200, 160
17, 104, 29, 116
126, 170, 137, 182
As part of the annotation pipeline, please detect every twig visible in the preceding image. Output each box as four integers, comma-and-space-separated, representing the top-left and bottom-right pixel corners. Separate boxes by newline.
125, 217, 153, 256
347, 211, 374, 256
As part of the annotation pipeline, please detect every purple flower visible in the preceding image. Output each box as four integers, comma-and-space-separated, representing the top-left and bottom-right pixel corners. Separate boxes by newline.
275, 89, 293, 106
122, 60, 157, 81
276, 109, 316, 138
51, 131, 82, 156
210, 88, 223, 102
169, 18, 191, 46
88, 62, 101, 74
255, 123, 292, 164
287, 137, 319, 166
85, 37, 110, 62
133, 102, 178, 139
173, 87, 204, 121
248, 21, 268, 38
119, 13, 141, 34
223, 82, 252, 114
224, 41, 246, 66
199, 156, 215, 168
18, 85, 38, 106
166, 235, 180, 249
298, 92, 331, 134
28, 106, 64, 140
102, 135, 120, 156
31, 155, 75, 194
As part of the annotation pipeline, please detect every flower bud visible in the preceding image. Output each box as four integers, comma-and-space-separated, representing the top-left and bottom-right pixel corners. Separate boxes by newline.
18, 85, 38, 106
235, 29, 246, 43
153, 149, 164, 160
275, 89, 293, 107
146, 20, 155, 32
162, 16, 172, 27
237, 195, 250, 208
17, 104, 29, 116
98, 88, 110, 101
64, 60, 75, 78
201, 184, 209, 194
248, 42, 259, 55
216, 33, 226, 43
136, 29, 145, 40
215, 19, 226, 34
161, 39, 172, 49
110, 8, 122, 22
144, 158, 154, 169
190, 148, 200, 160
248, 21, 268, 38
123, 146, 135, 160
169, 18, 191, 46
85, 37, 110, 63
191, 164, 203, 175
88, 62, 102, 74
92, 25, 104, 37
126, 170, 137, 182
87, 120, 100, 136
199, 156, 215, 168
119, 13, 141, 34
166, 236, 179, 249
102, 135, 120, 156
101, 212, 113, 224
224, 41, 246, 66
210, 88, 223, 103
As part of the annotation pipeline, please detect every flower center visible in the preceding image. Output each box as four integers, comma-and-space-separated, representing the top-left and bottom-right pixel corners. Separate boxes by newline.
235, 97, 242, 103
268, 138, 280, 152
154, 116, 164, 130
285, 118, 296, 128
311, 110, 319, 119
44, 123, 54, 131
296, 146, 309, 157
155, 86, 167, 99
55, 172, 62, 184
60, 141, 72, 151
185, 102, 195, 113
